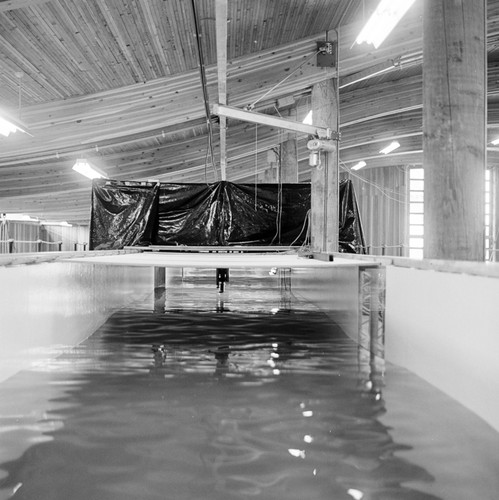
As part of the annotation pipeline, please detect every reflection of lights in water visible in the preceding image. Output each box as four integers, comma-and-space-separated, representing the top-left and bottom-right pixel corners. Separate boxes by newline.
375, 393, 381, 401
347, 489, 364, 500
313, 469, 317, 476
267, 359, 276, 368
365, 380, 373, 390
302, 410, 313, 417
304, 435, 313, 443
270, 307, 280, 314
270, 352, 279, 358
272, 342, 278, 348
288, 449, 306, 459
272, 369, 280, 375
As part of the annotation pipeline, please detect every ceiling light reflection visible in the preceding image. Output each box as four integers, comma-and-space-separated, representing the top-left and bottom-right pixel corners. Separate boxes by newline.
288, 449, 306, 459
347, 488, 364, 500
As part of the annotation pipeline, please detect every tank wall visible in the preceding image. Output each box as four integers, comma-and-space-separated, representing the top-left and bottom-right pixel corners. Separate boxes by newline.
385, 266, 499, 432
291, 266, 360, 340
0, 262, 153, 383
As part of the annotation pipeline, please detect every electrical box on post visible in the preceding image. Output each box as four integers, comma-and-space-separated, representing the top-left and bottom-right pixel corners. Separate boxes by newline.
317, 41, 336, 68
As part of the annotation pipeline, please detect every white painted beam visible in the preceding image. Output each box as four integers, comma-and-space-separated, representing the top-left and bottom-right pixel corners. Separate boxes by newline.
212, 103, 338, 140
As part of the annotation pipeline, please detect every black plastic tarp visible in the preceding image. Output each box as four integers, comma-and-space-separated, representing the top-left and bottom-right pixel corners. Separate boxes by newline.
90, 179, 365, 252
155, 182, 310, 246
90, 181, 159, 250
339, 179, 366, 254
90, 180, 311, 249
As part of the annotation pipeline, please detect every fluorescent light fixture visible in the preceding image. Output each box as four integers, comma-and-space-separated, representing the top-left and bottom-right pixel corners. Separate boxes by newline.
491, 137, 499, 145
0, 116, 20, 137
351, 160, 367, 171
380, 140, 400, 154
72, 159, 109, 180
302, 110, 313, 125
356, 0, 416, 49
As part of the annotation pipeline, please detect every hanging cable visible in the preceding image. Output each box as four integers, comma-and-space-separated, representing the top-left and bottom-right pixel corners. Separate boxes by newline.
246, 49, 322, 111
254, 124, 259, 209
190, 0, 218, 181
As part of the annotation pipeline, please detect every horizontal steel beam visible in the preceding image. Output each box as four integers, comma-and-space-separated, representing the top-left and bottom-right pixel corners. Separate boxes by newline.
212, 103, 339, 140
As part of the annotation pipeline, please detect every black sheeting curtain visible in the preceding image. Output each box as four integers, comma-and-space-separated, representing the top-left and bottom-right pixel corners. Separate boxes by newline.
339, 179, 366, 254
90, 181, 310, 250
90, 179, 365, 252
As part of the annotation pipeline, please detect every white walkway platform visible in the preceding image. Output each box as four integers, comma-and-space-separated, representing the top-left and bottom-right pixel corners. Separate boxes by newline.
67, 251, 379, 269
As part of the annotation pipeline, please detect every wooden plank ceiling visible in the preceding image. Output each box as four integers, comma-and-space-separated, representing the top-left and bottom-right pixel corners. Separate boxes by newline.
0, 0, 498, 224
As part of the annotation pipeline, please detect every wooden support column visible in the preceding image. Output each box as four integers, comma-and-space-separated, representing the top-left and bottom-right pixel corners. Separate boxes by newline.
263, 149, 279, 182
153, 267, 165, 313
281, 109, 299, 183
311, 79, 339, 253
154, 267, 165, 289
423, 0, 486, 261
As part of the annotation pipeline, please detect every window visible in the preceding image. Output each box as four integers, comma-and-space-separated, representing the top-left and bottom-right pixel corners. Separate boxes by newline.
408, 168, 424, 258
485, 169, 492, 261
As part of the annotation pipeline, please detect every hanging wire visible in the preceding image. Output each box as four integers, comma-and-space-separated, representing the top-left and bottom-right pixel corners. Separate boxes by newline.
270, 130, 284, 245
254, 123, 258, 210
246, 49, 322, 111
17, 74, 22, 118
339, 161, 408, 205
190, 0, 218, 181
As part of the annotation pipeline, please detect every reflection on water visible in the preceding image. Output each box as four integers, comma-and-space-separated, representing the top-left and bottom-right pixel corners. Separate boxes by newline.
0, 304, 440, 500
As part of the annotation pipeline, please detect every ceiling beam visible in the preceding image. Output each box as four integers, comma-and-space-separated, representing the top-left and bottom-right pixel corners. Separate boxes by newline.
0, 0, 51, 11
212, 103, 338, 140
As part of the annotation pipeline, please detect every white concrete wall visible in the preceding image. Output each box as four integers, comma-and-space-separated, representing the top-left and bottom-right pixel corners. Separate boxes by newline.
385, 265, 499, 432
0, 261, 152, 383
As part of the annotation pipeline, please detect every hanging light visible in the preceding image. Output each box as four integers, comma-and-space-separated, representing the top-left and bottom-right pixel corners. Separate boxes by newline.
72, 159, 109, 180
351, 160, 367, 171
380, 141, 400, 154
355, 0, 416, 49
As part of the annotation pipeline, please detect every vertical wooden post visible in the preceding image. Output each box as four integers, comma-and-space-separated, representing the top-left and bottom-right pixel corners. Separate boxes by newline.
154, 267, 166, 290
311, 78, 339, 253
281, 108, 299, 183
264, 149, 279, 183
423, 0, 486, 261
215, 0, 228, 180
